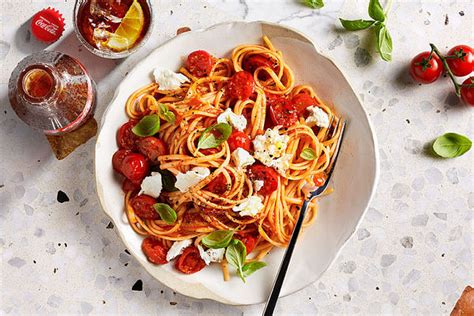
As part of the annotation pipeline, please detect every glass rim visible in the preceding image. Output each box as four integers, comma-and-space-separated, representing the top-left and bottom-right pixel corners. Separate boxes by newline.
72, 0, 154, 59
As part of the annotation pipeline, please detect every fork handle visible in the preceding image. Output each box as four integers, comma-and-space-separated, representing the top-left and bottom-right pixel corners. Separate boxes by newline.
263, 199, 311, 316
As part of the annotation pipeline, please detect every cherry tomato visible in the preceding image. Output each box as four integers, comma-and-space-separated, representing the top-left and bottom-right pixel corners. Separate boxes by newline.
117, 120, 139, 150
227, 71, 255, 100
227, 131, 251, 152
121, 153, 149, 183
409, 51, 443, 84
460, 77, 474, 106
142, 237, 168, 264
205, 173, 228, 194
269, 97, 298, 127
186, 50, 214, 77
112, 149, 131, 173
243, 55, 276, 80
122, 178, 140, 193
248, 165, 279, 196
175, 246, 206, 274
130, 195, 159, 220
137, 136, 168, 164
292, 93, 318, 116
236, 233, 257, 254
446, 45, 474, 77
200, 148, 219, 155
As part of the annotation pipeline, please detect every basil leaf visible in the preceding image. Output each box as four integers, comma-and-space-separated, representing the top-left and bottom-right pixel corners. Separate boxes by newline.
302, 0, 324, 9
432, 133, 472, 158
197, 123, 232, 150
158, 103, 176, 124
157, 169, 178, 192
300, 148, 317, 160
153, 203, 177, 224
225, 239, 247, 282
368, 0, 385, 22
132, 114, 160, 137
375, 23, 392, 61
202, 230, 234, 249
339, 19, 375, 31
242, 261, 267, 278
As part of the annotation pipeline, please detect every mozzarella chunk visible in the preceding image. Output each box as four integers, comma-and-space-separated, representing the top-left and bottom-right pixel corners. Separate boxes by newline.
166, 239, 192, 261
217, 108, 247, 131
253, 180, 264, 193
232, 148, 255, 169
197, 245, 225, 265
252, 127, 291, 175
153, 68, 190, 90
175, 167, 210, 192
232, 196, 264, 217
305, 106, 329, 128
139, 172, 162, 198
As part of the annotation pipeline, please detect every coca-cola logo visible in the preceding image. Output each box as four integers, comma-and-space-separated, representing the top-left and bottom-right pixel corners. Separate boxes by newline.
35, 16, 58, 35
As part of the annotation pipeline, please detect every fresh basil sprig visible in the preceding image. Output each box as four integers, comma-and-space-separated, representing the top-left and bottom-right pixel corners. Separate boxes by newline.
202, 230, 234, 249
158, 103, 176, 124
339, 0, 393, 61
197, 123, 232, 150
302, 0, 324, 9
300, 148, 317, 160
225, 239, 266, 282
432, 133, 472, 158
157, 168, 178, 192
153, 203, 177, 224
132, 114, 160, 137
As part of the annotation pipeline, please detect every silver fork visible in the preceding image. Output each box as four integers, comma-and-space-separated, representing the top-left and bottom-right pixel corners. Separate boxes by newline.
263, 119, 346, 316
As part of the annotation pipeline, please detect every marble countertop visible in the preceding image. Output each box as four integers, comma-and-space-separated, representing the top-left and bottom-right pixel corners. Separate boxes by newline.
1, 0, 472, 315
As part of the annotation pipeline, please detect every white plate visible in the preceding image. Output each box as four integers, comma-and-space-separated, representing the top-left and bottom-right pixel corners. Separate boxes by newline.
95, 21, 379, 305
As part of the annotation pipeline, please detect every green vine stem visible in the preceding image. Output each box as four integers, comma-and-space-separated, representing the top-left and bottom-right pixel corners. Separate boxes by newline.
430, 43, 462, 96
384, 0, 394, 16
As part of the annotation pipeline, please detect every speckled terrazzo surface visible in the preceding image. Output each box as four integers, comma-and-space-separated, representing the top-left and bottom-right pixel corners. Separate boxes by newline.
1, 0, 473, 315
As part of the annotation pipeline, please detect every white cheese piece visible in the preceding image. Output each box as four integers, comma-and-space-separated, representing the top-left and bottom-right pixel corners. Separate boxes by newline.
252, 127, 291, 175
232, 148, 255, 169
253, 180, 264, 193
139, 172, 162, 198
153, 68, 190, 90
306, 106, 329, 128
175, 167, 210, 192
217, 108, 247, 131
268, 154, 292, 176
166, 239, 192, 261
197, 245, 226, 265
232, 196, 264, 217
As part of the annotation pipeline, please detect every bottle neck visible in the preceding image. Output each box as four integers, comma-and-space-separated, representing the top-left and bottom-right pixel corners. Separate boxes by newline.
20, 65, 60, 104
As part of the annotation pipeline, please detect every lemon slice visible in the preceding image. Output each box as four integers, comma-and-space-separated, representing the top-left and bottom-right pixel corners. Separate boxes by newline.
106, 0, 145, 51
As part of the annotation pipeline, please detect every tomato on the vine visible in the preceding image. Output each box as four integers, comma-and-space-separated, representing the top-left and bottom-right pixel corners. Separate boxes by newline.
409, 51, 444, 84
460, 77, 474, 106
446, 45, 474, 77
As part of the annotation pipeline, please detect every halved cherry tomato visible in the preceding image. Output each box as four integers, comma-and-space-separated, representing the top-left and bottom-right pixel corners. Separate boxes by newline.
137, 136, 168, 164
460, 77, 474, 106
205, 173, 228, 194
117, 120, 139, 150
227, 131, 251, 152
248, 165, 279, 196
409, 51, 443, 84
121, 153, 149, 183
292, 93, 318, 116
236, 233, 257, 254
142, 237, 168, 264
130, 195, 159, 220
200, 148, 219, 155
186, 50, 214, 77
446, 45, 474, 77
228, 71, 255, 100
243, 55, 276, 79
112, 149, 131, 173
175, 246, 206, 274
269, 97, 298, 127
122, 178, 140, 193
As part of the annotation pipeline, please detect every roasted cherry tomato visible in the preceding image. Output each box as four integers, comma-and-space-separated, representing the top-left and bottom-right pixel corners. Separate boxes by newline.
142, 237, 168, 264
137, 136, 168, 164
227, 131, 251, 152
121, 153, 149, 183
269, 97, 298, 127
243, 55, 276, 79
446, 45, 474, 77
409, 51, 443, 84
122, 178, 140, 193
236, 233, 257, 254
460, 77, 474, 106
130, 195, 159, 220
248, 165, 279, 196
205, 173, 228, 195
175, 246, 206, 274
186, 50, 214, 77
112, 149, 131, 173
117, 120, 139, 150
292, 93, 318, 116
227, 71, 255, 100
